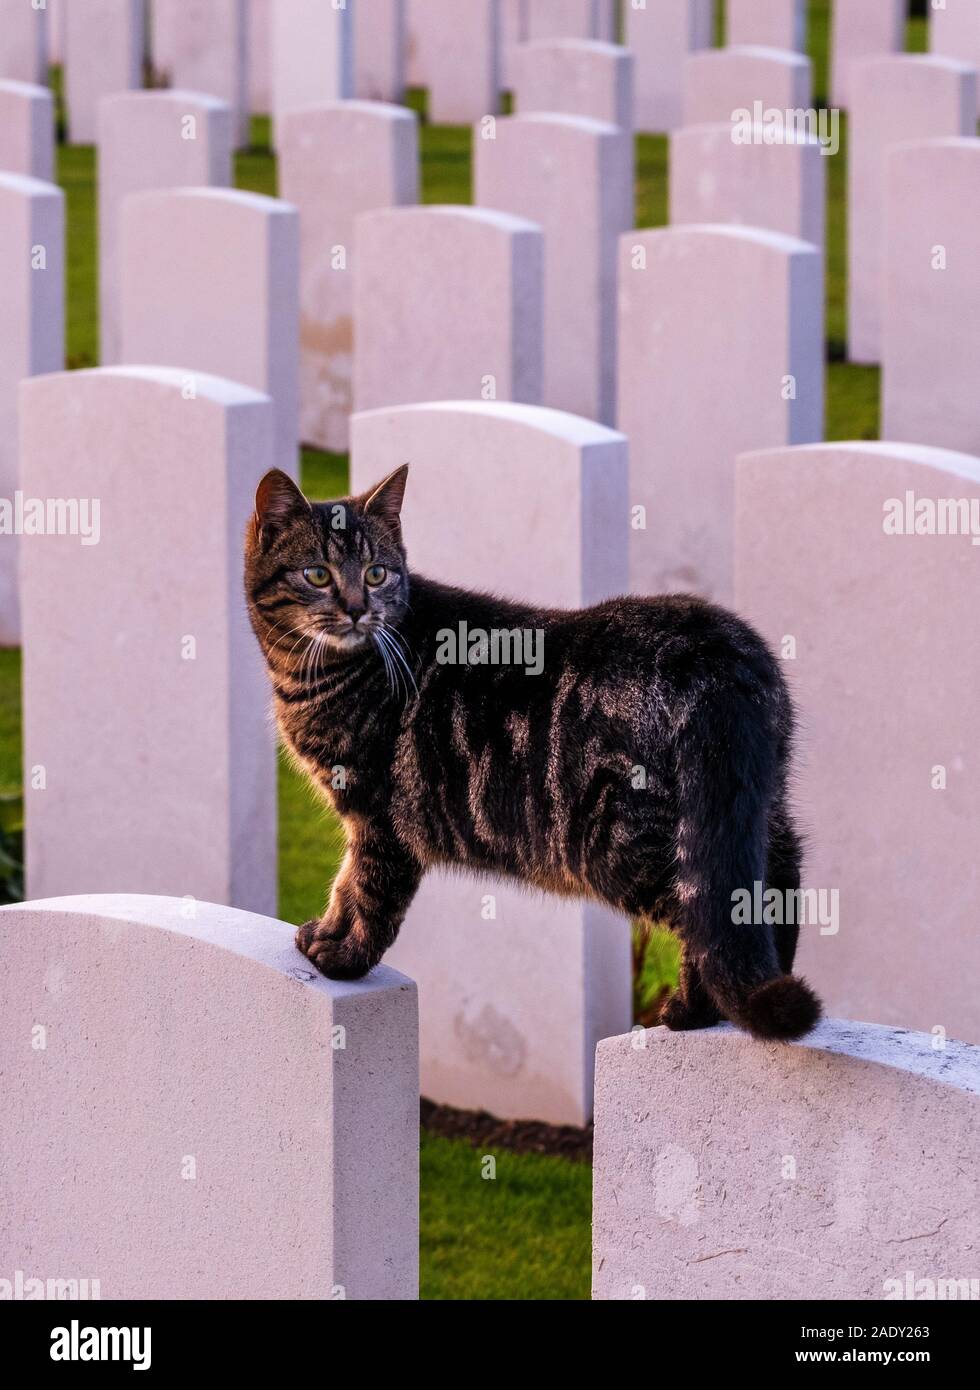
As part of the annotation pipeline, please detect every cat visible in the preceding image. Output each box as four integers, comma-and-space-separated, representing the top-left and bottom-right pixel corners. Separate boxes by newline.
244, 465, 821, 1041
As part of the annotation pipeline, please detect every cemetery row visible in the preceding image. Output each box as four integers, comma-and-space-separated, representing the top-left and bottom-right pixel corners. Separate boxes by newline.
0, 1, 978, 1300
2, 1, 980, 137
3, 894, 978, 1299
2, 37, 977, 637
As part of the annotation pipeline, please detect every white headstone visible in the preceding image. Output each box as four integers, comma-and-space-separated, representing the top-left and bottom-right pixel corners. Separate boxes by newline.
354, 0, 406, 103
475, 111, 631, 424
848, 55, 976, 364
626, 0, 713, 133
420, 0, 500, 123
279, 99, 419, 451
683, 45, 812, 127
119, 188, 300, 477
65, 0, 144, 144
20, 369, 278, 913
736, 440, 980, 1044
0, 0, 47, 84
98, 90, 233, 365
249, 0, 272, 113
670, 121, 825, 249
512, 37, 634, 129
525, 0, 612, 42
883, 138, 980, 460
594, 1020, 980, 1299
727, 0, 806, 53
0, 171, 63, 645
932, 0, 980, 117
270, 0, 353, 142
0, 893, 419, 1299
0, 79, 55, 182
353, 205, 544, 413
619, 224, 823, 604
151, 0, 249, 147
350, 399, 631, 1124
830, 0, 904, 108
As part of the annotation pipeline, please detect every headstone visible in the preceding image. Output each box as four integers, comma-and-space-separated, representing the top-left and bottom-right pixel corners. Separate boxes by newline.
626, 0, 713, 133
475, 112, 631, 424
279, 99, 419, 452
151, 0, 249, 148
883, 138, 980, 457
830, 0, 904, 108
736, 440, 980, 1043
64, 0, 144, 144
500, 0, 528, 90
350, 399, 631, 1125
525, 0, 613, 42
932, 0, 980, 117
270, 0, 353, 142
683, 45, 812, 126
619, 224, 822, 604
353, 205, 543, 413
0, 79, 55, 182
848, 55, 976, 364
20, 368, 278, 910
0, 172, 63, 646
418, 0, 500, 123
48, 0, 64, 65
0, 0, 47, 84
512, 38, 634, 130
0, 893, 419, 1299
593, 1020, 980, 1299
249, 0, 272, 113
727, 0, 806, 53
354, 0, 406, 104
670, 121, 825, 249
119, 188, 300, 477
98, 90, 234, 365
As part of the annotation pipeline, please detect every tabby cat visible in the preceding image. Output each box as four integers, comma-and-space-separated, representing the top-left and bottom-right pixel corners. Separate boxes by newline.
244, 466, 821, 1040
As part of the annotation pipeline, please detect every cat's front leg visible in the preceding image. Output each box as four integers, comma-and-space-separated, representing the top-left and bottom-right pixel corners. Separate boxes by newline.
296, 821, 422, 980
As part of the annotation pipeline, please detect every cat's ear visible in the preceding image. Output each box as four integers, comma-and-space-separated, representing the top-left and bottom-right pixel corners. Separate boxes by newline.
361, 464, 408, 540
253, 469, 311, 548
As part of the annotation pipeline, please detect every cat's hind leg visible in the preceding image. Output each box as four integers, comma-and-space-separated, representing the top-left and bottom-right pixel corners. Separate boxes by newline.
660, 946, 723, 1031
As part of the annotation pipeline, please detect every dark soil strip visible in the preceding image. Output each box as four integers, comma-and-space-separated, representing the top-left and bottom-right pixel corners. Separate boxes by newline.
420, 1097, 593, 1164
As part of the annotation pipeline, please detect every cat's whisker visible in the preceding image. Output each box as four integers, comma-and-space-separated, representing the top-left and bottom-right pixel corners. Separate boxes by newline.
371, 631, 397, 699
380, 623, 419, 698
375, 627, 408, 703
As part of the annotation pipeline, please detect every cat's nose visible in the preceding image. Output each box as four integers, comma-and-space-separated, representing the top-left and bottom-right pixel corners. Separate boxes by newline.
345, 605, 366, 625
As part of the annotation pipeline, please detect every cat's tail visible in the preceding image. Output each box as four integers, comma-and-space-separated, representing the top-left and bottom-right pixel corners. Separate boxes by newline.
671, 676, 822, 1042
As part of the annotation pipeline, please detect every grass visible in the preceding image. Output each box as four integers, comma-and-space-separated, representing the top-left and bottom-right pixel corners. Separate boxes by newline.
420, 1132, 592, 1299
6, 1, 932, 1298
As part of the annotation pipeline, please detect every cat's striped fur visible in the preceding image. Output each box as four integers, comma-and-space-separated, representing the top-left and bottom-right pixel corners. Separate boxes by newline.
244, 466, 821, 1040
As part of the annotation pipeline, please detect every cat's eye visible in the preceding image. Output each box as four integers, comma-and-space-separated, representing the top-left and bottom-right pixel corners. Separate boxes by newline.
365, 564, 387, 587
304, 566, 331, 588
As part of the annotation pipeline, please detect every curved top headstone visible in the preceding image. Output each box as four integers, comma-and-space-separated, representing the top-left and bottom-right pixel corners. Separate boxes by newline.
594, 1018, 980, 1300
0, 894, 419, 1300
735, 440, 980, 1043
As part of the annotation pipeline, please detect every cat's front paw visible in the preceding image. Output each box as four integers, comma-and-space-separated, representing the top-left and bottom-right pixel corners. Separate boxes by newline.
295, 920, 371, 981
660, 990, 722, 1032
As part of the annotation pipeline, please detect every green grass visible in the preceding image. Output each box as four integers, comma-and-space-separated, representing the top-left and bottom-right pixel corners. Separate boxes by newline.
7, 2, 923, 1297
420, 1131, 592, 1300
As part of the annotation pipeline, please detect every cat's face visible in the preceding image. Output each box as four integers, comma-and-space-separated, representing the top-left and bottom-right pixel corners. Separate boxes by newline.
244, 466, 410, 659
